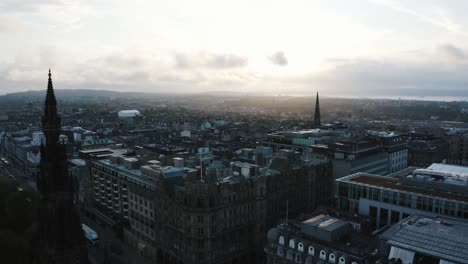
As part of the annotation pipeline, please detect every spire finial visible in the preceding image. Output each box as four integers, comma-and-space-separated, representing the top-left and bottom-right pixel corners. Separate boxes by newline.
314, 91, 321, 128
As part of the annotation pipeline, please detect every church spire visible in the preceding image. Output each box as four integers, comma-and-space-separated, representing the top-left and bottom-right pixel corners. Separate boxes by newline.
314, 92, 321, 127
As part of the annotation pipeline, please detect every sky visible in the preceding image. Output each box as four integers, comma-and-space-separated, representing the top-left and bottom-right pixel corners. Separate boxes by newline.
2, 0, 468, 98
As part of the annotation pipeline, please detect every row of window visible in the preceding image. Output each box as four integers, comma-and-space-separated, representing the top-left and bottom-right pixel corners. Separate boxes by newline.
277, 242, 356, 264
277, 236, 357, 264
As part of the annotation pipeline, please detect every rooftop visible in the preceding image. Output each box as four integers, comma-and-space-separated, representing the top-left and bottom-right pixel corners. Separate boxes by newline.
381, 215, 468, 263
427, 163, 468, 175
302, 214, 349, 232
339, 173, 468, 202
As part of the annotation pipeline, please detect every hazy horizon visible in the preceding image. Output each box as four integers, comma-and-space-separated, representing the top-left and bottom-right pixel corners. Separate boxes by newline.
3, 0, 468, 98
4, 88, 468, 103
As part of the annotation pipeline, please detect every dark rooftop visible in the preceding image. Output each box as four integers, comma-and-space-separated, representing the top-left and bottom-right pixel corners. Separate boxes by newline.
381, 215, 468, 263
343, 173, 468, 202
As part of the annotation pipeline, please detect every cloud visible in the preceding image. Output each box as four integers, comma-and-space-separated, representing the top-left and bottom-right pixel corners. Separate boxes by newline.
0, 16, 22, 32
296, 54, 468, 97
268, 51, 288, 66
438, 43, 465, 61
369, 0, 464, 34
0, 0, 65, 13
0, 0, 95, 31
0, 47, 256, 95
174, 52, 248, 69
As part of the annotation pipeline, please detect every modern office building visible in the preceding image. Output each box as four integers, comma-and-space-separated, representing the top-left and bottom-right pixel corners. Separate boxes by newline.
328, 139, 389, 179
335, 163, 468, 230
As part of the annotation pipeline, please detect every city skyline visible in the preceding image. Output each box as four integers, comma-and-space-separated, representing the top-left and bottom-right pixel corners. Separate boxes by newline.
2, 0, 468, 98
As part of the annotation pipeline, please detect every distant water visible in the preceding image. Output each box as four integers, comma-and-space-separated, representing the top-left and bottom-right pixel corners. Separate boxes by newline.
333, 95, 468, 102
289, 94, 468, 102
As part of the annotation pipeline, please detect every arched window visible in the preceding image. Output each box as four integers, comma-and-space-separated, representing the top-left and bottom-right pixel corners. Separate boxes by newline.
298, 242, 304, 252
308, 246, 315, 256
320, 250, 327, 260
278, 236, 285, 246
289, 239, 296, 249
339, 256, 346, 264
329, 253, 336, 263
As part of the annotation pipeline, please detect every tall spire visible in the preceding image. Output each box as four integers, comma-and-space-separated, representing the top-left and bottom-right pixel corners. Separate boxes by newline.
314, 92, 321, 127
43, 69, 61, 145
35, 69, 89, 264
45, 68, 56, 107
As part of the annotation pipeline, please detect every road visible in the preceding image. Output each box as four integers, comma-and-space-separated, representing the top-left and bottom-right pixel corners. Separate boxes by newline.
0, 154, 36, 191
83, 216, 154, 264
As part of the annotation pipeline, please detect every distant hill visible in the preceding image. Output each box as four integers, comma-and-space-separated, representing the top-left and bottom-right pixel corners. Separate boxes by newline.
0, 89, 264, 103
1, 89, 143, 100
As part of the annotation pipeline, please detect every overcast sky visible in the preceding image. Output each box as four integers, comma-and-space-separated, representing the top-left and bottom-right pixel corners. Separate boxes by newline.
2, 0, 468, 97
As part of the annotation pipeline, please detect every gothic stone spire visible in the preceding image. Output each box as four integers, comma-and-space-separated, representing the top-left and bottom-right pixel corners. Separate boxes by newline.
314, 92, 321, 127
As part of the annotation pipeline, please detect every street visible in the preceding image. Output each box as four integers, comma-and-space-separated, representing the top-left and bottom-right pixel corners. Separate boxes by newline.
82, 216, 154, 264
0, 154, 36, 191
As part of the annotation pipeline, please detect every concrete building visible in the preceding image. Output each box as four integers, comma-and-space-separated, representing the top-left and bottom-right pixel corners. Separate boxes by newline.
327, 139, 389, 180
380, 214, 468, 264
335, 164, 468, 230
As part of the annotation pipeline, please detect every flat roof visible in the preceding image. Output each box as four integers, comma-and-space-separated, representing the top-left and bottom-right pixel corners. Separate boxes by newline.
69, 158, 86, 167
302, 214, 349, 232
340, 173, 468, 203
427, 163, 468, 175
382, 215, 468, 263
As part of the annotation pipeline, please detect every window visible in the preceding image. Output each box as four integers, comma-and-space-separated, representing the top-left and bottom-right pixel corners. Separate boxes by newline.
329, 253, 336, 263
308, 246, 315, 256
339, 256, 346, 264
289, 239, 296, 249
320, 250, 327, 260
197, 215, 204, 224
279, 236, 285, 246
298, 242, 304, 252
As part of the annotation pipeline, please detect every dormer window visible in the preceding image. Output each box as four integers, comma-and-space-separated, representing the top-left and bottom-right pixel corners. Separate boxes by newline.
339, 256, 346, 264
329, 253, 336, 263
298, 242, 304, 252
279, 236, 285, 246
289, 239, 296, 249
308, 246, 315, 256
320, 250, 327, 260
